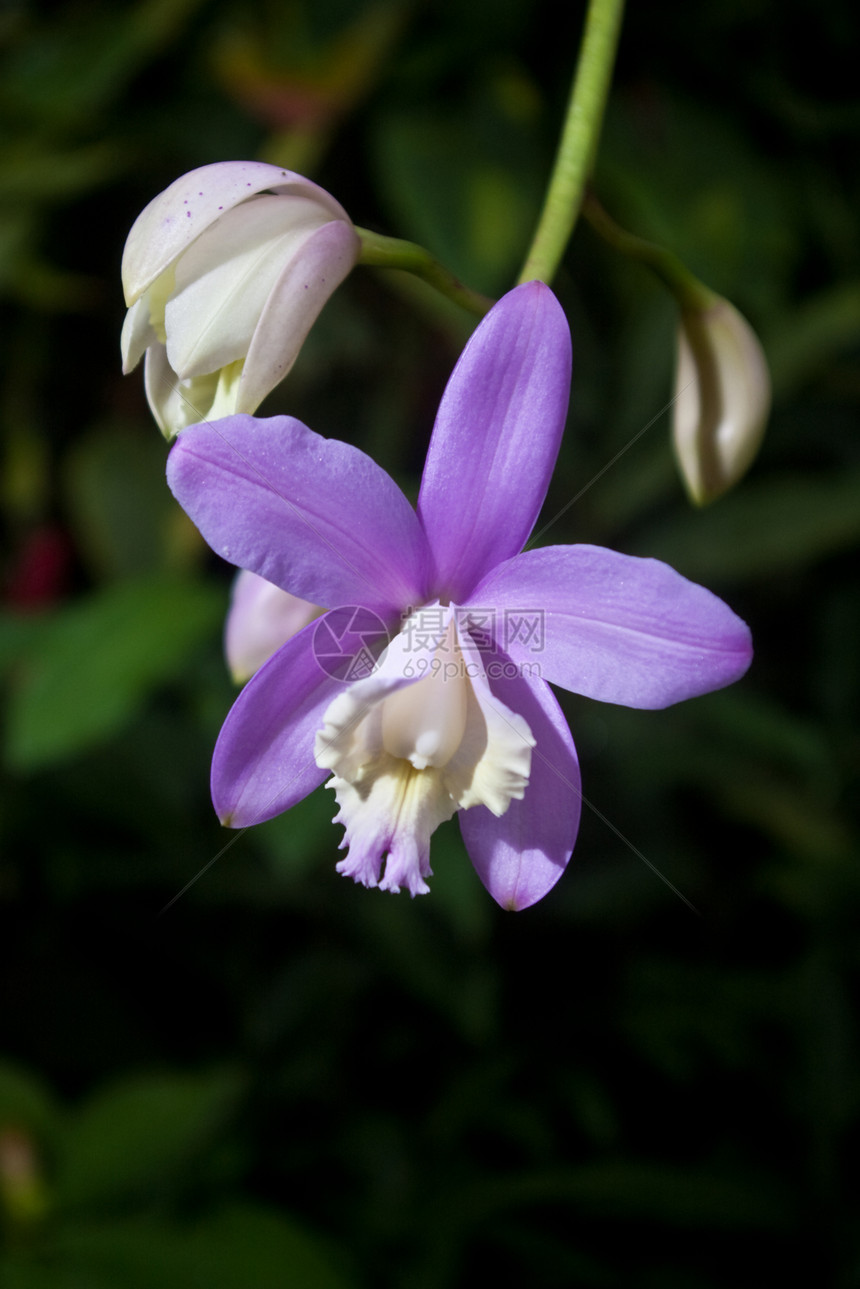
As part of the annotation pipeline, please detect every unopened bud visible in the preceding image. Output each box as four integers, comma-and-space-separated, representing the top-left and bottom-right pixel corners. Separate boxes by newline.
673, 297, 771, 505
121, 162, 359, 439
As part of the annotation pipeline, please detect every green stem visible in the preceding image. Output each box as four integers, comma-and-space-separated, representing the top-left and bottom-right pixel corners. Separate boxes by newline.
580, 191, 716, 309
356, 229, 494, 318
517, 0, 626, 285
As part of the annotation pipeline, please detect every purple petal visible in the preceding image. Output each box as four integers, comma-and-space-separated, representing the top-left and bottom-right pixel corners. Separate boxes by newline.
212, 618, 340, 826
469, 545, 753, 709
417, 281, 572, 603
459, 668, 580, 911
167, 415, 430, 612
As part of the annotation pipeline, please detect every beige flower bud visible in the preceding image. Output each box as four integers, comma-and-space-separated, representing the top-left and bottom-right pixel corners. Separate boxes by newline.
121, 161, 359, 439
673, 297, 771, 504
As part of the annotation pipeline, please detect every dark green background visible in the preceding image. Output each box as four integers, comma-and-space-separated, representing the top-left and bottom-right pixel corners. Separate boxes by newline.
1, 0, 859, 1285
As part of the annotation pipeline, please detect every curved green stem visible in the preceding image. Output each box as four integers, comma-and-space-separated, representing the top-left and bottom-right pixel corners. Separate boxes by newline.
517, 0, 626, 285
356, 229, 494, 318
580, 191, 716, 309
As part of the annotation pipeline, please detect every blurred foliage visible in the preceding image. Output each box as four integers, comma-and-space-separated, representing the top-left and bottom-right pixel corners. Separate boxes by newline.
1, 0, 859, 1286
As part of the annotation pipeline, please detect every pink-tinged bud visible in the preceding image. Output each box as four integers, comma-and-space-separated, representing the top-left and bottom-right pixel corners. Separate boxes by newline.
225, 570, 322, 683
121, 161, 360, 439
673, 297, 771, 505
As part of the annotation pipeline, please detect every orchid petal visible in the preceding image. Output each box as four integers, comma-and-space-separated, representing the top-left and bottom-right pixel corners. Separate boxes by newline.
237, 219, 360, 413
122, 161, 350, 305
470, 545, 752, 709
120, 295, 157, 374
212, 618, 340, 826
443, 624, 533, 815
143, 347, 244, 438
313, 613, 453, 896
167, 415, 430, 612
329, 764, 452, 896
225, 570, 323, 682
459, 668, 580, 911
163, 195, 338, 378
418, 280, 571, 602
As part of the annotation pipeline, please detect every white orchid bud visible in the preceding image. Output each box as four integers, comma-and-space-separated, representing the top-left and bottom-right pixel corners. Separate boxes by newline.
121, 161, 360, 439
673, 297, 771, 505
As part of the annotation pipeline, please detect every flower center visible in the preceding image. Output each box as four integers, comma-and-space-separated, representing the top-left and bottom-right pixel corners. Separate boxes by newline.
314, 603, 535, 895
381, 619, 467, 769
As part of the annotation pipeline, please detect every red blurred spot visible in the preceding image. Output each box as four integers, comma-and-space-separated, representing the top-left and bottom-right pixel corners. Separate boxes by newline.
5, 524, 73, 610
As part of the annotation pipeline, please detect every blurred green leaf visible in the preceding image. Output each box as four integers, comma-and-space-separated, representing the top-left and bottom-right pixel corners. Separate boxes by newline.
599, 91, 797, 314
256, 785, 340, 885
0, 1259, 73, 1289
351, 891, 497, 1044
766, 280, 860, 394
54, 1067, 240, 1211
4, 574, 224, 769
0, 141, 121, 202
0, 0, 208, 128
637, 468, 860, 582
0, 209, 33, 292
46, 1204, 353, 1289
371, 75, 545, 295
63, 424, 203, 582
0, 613, 42, 672
0, 1060, 58, 1141
459, 1160, 793, 1230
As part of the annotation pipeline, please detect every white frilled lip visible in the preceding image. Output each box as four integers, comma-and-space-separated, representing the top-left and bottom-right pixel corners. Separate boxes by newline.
312, 605, 536, 898
121, 160, 354, 307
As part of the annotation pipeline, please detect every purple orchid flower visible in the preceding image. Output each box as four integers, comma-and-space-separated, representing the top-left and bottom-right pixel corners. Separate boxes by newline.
167, 281, 752, 910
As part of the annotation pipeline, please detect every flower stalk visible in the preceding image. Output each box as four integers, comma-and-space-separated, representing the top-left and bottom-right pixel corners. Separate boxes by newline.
580, 190, 714, 309
517, 0, 626, 285
356, 228, 494, 318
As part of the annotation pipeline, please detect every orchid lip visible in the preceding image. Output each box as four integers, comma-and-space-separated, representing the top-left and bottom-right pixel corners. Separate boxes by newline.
313, 603, 535, 895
